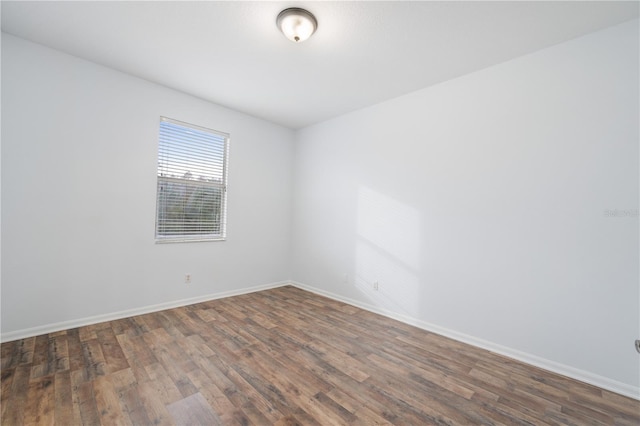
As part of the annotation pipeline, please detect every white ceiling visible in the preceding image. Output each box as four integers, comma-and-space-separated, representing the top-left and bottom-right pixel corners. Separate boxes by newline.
2, 1, 638, 129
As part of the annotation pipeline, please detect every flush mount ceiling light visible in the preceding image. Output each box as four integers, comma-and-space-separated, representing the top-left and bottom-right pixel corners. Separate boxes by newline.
276, 8, 317, 43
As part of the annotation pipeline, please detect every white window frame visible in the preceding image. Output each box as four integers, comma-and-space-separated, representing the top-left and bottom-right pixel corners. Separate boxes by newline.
155, 117, 229, 243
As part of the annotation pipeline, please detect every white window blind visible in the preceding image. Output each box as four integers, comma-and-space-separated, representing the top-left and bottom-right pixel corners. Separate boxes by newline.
155, 117, 229, 242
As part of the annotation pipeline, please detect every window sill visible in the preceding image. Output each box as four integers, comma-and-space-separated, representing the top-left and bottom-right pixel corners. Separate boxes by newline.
155, 237, 226, 244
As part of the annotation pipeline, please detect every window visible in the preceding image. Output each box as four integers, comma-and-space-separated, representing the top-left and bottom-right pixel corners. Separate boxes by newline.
155, 117, 229, 242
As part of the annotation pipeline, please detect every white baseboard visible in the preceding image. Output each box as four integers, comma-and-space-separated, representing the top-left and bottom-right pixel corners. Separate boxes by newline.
289, 280, 640, 401
3, 279, 638, 400
1, 281, 290, 343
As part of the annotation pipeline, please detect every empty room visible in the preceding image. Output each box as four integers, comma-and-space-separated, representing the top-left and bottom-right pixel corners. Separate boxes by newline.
1, 1, 639, 424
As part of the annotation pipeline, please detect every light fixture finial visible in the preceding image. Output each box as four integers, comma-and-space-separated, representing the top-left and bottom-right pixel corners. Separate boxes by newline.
277, 8, 317, 43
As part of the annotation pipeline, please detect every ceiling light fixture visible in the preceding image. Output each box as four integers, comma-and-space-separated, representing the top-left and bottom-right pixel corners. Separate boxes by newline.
276, 8, 317, 43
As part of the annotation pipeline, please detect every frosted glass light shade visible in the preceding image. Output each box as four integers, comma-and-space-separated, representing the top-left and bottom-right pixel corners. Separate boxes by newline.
277, 8, 317, 43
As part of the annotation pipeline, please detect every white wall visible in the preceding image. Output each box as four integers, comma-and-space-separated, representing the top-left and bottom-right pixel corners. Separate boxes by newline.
1, 34, 294, 335
292, 20, 639, 393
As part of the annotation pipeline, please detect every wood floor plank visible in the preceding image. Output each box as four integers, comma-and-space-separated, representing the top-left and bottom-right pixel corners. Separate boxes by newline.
2, 365, 30, 425
2, 285, 639, 425
0, 341, 16, 370
92, 374, 133, 426
109, 367, 154, 425
2, 338, 35, 370
197, 351, 283, 424
96, 327, 130, 374
54, 370, 82, 425
143, 362, 184, 405
135, 380, 175, 426
0, 368, 14, 419
166, 392, 222, 424
23, 375, 55, 426
186, 368, 239, 424
79, 338, 107, 381
70, 369, 101, 425
65, 328, 85, 372
115, 333, 157, 376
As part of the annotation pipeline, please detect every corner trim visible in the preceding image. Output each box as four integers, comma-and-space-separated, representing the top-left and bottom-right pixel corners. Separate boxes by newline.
1, 281, 290, 343
289, 281, 640, 401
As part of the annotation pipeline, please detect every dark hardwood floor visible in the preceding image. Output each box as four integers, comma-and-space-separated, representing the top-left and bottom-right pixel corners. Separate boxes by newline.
2, 285, 639, 425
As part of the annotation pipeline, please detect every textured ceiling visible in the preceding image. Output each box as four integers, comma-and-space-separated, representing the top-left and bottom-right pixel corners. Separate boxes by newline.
2, 1, 638, 129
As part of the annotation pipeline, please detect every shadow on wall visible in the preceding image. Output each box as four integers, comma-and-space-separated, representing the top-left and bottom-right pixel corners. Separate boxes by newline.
353, 186, 423, 316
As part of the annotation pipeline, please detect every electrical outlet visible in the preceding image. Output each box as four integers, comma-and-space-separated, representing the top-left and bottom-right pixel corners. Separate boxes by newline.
185, 274, 191, 284
373, 281, 379, 291
635, 339, 640, 354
